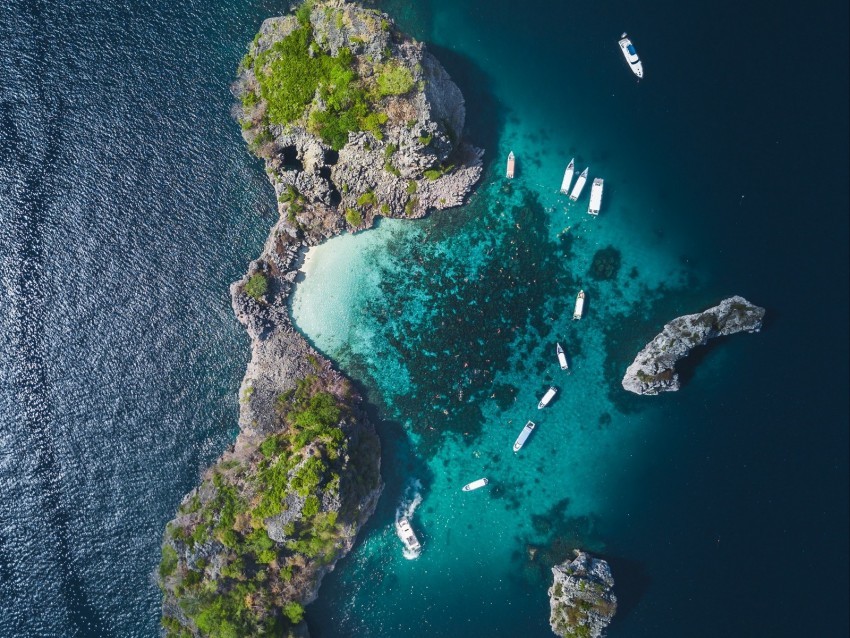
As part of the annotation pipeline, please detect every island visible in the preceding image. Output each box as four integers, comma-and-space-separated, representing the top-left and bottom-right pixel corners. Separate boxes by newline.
548, 550, 618, 638
157, 1, 483, 636
621, 295, 766, 395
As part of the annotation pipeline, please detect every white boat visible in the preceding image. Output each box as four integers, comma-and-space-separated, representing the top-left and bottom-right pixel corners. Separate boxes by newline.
618, 33, 643, 79
538, 386, 557, 409
569, 168, 588, 201
462, 478, 489, 492
395, 516, 421, 555
556, 343, 568, 370
573, 290, 585, 320
506, 151, 515, 178
513, 421, 536, 452
588, 178, 604, 215
560, 159, 575, 194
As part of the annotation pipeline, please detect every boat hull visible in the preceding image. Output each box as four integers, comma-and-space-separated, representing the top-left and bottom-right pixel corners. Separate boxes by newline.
462, 478, 489, 491
513, 421, 536, 452
618, 35, 643, 78
556, 343, 568, 370
573, 291, 585, 320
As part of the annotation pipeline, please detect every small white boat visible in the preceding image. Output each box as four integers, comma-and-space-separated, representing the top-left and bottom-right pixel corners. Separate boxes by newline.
513, 420, 536, 452
538, 386, 557, 409
556, 343, 568, 370
560, 159, 575, 194
395, 516, 421, 555
506, 151, 515, 179
462, 478, 489, 492
569, 168, 588, 201
573, 290, 585, 320
618, 33, 643, 79
588, 178, 604, 215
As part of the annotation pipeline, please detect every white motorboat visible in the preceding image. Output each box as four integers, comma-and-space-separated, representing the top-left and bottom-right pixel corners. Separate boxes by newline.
513, 421, 536, 452
556, 343, 568, 370
618, 33, 643, 78
506, 151, 515, 178
560, 159, 575, 194
395, 516, 421, 555
573, 290, 585, 320
537, 386, 557, 409
569, 168, 588, 201
462, 478, 489, 492
588, 178, 604, 215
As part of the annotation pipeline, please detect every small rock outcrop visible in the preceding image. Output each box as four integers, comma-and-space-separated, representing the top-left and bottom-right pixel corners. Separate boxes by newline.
548, 550, 617, 638
622, 295, 765, 395
158, 1, 483, 636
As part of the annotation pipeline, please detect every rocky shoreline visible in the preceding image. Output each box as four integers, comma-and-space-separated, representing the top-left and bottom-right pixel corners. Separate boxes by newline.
548, 550, 617, 638
157, 1, 482, 636
622, 295, 766, 395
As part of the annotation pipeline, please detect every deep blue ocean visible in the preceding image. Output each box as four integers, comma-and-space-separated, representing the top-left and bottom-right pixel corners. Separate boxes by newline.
0, 1, 847, 637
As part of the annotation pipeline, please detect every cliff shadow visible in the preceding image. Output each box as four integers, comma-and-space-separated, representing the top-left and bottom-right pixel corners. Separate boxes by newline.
426, 43, 503, 172
597, 553, 651, 626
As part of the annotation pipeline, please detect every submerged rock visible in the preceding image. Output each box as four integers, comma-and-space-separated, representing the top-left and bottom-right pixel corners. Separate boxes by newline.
621, 295, 765, 395
548, 550, 617, 638
158, 1, 483, 636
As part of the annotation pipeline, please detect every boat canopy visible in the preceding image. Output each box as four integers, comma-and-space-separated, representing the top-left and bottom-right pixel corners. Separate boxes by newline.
627, 44, 637, 55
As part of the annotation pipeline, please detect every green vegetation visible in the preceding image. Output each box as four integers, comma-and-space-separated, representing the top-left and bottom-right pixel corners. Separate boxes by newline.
159, 545, 178, 579
251, 19, 393, 150
380, 203, 390, 214
406, 180, 417, 194
283, 602, 305, 624
244, 272, 268, 301
376, 62, 415, 96
404, 197, 418, 216
356, 190, 377, 207
345, 208, 363, 226
418, 133, 432, 146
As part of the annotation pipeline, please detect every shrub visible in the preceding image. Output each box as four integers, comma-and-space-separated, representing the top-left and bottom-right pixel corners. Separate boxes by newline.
423, 169, 441, 181
376, 62, 415, 96
159, 545, 178, 579
356, 191, 377, 207
345, 208, 363, 227
244, 273, 268, 301
302, 495, 320, 518
406, 180, 417, 194
283, 602, 305, 624
404, 197, 418, 216
418, 133, 432, 145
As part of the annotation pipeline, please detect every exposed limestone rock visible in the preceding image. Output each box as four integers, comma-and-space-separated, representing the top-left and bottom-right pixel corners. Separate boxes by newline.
549, 550, 617, 638
622, 295, 766, 395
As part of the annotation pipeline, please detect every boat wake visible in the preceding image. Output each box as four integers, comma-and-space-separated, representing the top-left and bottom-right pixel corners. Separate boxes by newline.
395, 479, 423, 560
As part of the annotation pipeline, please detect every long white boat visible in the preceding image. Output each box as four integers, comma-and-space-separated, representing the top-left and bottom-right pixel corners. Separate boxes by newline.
588, 178, 604, 215
395, 516, 421, 555
569, 168, 588, 201
556, 343, 568, 370
537, 386, 557, 409
506, 151, 515, 179
618, 33, 643, 78
513, 420, 536, 452
560, 159, 575, 194
573, 290, 585, 320
462, 478, 489, 492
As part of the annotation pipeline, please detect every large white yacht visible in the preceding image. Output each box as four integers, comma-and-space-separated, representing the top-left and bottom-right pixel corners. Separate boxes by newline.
395, 516, 421, 556
513, 421, 536, 452
569, 168, 588, 201
556, 343, 569, 370
588, 178, 604, 215
537, 386, 557, 409
462, 478, 489, 492
573, 290, 586, 320
560, 159, 575, 194
618, 33, 643, 78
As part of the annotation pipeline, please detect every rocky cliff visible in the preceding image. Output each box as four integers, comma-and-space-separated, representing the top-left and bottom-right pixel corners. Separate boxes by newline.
157, 1, 482, 636
621, 296, 766, 395
548, 551, 617, 638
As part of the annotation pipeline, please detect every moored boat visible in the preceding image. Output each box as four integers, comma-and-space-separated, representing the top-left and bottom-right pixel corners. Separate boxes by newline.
537, 386, 557, 409
506, 151, 515, 178
588, 178, 604, 215
513, 421, 536, 452
618, 33, 643, 78
569, 168, 588, 201
462, 478, 489, 492
556, 343, 568, 370
395, 516, 421, 555
560, 159, 575, 194
573, 290, 585, 320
